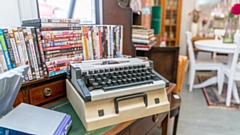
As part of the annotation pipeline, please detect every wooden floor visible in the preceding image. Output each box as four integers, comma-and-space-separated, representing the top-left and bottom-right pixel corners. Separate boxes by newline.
151, 71, 240, 135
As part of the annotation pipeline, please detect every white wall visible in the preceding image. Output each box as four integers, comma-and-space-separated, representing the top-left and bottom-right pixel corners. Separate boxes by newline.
179, 0, 196, 55
0, 0, 21, 27
0, 0, 38, 27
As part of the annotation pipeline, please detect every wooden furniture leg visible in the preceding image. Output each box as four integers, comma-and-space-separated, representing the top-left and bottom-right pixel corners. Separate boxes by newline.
161, 113, 169, 135
172, 106, 180, 135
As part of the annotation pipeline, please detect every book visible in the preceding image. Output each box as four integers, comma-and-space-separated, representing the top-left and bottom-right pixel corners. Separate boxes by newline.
0, 28, 12, 70
22, 22, 80, 27
22, 18, 80, 24
134, 41, 156, 51
2, 29, 16, 68
0, 45, 7, 73
0, 103, 72, 135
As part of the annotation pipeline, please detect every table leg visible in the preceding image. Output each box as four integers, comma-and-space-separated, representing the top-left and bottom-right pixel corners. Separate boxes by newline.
193, 76, 217, 89
172, 107, 180, 135
161, 113, 169, 135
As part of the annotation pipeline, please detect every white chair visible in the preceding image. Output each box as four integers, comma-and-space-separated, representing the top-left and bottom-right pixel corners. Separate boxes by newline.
186, 31, 223, 92
213, 29, 228, 64
219, 34, 240, 106
214, 29, 225, 41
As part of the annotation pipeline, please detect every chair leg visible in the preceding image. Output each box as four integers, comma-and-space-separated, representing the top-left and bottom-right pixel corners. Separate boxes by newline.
172, 107, 180, 135
217, 68, 224, 95
189, 68, 195, 92
232, 82, 240, 104
188, 65, 192, 85
226, 78, 234, 106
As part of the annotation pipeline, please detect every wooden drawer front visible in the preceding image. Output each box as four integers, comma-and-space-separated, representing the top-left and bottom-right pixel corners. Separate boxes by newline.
129, 113, 166, 135
13, 91, 24, 107
29, 79, 66, 105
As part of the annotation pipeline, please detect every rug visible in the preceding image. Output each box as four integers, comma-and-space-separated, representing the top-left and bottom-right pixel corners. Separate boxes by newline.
198, 75, 240, 109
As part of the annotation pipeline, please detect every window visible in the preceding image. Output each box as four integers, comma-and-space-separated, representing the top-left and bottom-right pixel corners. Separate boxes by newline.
37, 0, 96, 24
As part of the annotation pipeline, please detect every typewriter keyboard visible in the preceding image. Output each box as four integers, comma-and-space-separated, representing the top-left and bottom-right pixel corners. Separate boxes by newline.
81, 65, 162, 91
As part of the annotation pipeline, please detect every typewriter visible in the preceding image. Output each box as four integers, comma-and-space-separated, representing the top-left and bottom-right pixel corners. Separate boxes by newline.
67, 57, 170, 131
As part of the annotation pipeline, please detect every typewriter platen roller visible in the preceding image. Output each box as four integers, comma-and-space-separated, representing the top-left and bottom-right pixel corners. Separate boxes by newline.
67, 57, 170, 131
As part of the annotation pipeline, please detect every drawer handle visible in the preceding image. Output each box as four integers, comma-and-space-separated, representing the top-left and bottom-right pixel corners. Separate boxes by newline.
43, 88, 52, 97
152, 114, 159, 122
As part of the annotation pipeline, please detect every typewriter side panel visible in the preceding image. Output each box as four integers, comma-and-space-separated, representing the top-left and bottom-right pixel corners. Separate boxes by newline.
66, 80, 169, 131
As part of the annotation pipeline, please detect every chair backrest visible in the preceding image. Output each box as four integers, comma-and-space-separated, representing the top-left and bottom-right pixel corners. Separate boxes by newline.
214, 29, 225, 40
230, 34, 240, 79
185, 31, 196, 65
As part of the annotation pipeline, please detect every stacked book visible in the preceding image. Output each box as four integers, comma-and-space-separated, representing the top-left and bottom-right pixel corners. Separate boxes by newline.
132, 25, 156, 51
0, 27, 45, 81
0, 18, 124, 79
22, 19, 83, 77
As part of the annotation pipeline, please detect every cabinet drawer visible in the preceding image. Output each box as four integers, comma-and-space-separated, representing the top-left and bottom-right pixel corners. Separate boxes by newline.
29, 79, 66, 105
13, 91, 24, 107
129, 113, 166, 135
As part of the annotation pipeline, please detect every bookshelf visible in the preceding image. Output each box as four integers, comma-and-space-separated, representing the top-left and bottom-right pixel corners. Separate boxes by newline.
160, 0, 182, 46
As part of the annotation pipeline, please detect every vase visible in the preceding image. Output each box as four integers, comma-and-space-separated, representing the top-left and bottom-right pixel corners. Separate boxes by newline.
223, 17, 235, 43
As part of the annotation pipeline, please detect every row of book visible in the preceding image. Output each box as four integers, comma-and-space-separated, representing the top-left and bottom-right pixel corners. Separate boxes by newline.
0, 19, 123, 81
132, 25, 156, 51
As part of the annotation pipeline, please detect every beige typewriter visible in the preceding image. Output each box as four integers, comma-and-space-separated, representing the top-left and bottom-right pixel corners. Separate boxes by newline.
67, 57, 170, 131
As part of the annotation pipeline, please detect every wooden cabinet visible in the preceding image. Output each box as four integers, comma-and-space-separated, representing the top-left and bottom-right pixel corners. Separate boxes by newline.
137, 46, 179, 83
13, 74, 66, 107
160, 0, 182, 46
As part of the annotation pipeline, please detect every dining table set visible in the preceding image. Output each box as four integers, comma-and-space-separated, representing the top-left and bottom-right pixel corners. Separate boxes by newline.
193, 39, 240, 106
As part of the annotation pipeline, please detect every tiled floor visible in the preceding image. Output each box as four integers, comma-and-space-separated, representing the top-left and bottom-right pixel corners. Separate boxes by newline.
151, 71, 240, 135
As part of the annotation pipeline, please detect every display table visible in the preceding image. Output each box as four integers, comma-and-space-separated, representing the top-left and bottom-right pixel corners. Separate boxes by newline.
46, 84, 176, 135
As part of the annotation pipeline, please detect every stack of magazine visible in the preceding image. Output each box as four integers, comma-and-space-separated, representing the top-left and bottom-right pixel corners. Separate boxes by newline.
132, 25, 156, 51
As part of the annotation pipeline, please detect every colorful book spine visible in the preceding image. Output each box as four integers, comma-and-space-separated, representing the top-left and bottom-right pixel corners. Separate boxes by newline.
42, 37, 81, 43
45, 54, 75, 62
43, 44, 82, 51
42, 40, 81, 47
13, 28, 24, 65
98, 26, 103, 59
0, 44, 8, 73
113, 26, 117, 58
47, 65, 68, 72
16, 28, 31, 81
87, 26, 94, 60
43, 34, 82, 40
23, 28, 36, 80
45, 56, 82, 66
22, 18, 80, 24
119, 26, 123, 57
8, 28, 21, 67
35, 28, 48, 77
40, 27, 81, 31
82, 26, 89, 60
48, 69, 68, 77
2, 29, 16, 68
31, 28, 44, 78
45, 50, 82, 59
26, 27, 40, 79
0, 28, 12, 70
102, 26, 108, 58
41, 30, 82, 35
44, 47, 82, 55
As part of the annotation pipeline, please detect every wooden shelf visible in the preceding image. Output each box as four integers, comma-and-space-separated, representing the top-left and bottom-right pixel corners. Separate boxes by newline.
160, 0, 182, 46
165, 24, 177, 26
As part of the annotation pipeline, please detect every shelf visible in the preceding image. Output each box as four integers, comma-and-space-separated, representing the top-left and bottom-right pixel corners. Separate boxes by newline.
166, 8, 177, 10
160, 0, 182, 46
165, 24, 177, 26
166, 39, 176, 41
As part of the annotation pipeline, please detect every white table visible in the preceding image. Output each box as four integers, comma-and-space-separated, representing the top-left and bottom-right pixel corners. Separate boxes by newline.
195, 40, 236, 54
193, 40, 236, 89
